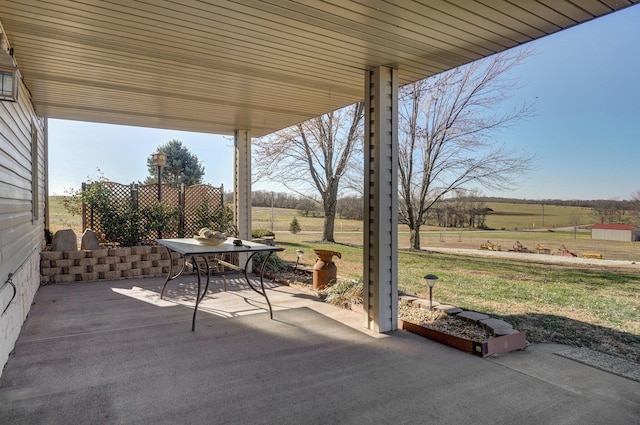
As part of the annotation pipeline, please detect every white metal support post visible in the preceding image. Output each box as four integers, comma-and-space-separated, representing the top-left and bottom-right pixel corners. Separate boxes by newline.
363, 66, 399, 332
234, 129, 252, 272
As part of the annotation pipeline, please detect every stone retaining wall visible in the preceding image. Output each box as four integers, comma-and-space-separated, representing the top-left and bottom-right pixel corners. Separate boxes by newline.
40, 246, 184, 284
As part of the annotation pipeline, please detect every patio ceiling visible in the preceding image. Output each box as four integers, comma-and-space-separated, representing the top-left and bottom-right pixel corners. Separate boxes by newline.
0, 1, 637, 137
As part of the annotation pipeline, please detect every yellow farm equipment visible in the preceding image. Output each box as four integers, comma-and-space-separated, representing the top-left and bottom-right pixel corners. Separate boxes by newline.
535, 244, 551, 254
480, 241, 501, 251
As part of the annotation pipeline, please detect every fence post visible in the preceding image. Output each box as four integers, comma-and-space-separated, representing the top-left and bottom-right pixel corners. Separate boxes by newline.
130, 183, 140, 244
179, 183, 185, 237
81, 182, 87, 231
130, 183, 138, 210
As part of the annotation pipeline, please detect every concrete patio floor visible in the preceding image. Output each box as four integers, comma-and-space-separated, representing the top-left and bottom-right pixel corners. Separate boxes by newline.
1, 274, 638, 424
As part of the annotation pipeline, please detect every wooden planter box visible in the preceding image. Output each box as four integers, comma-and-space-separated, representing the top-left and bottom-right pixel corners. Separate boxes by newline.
399, 319, 527, 358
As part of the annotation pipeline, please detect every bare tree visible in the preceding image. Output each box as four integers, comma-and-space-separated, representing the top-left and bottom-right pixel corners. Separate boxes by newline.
632, 190, 640, 222
569, 213, 582, 239
398, 49, 536, 249
253, 102, 365, 242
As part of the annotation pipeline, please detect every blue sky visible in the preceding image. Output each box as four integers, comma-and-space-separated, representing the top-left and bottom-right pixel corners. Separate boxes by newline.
49, 4, 640, 200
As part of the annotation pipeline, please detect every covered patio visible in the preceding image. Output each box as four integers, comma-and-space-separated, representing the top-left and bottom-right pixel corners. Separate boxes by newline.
1, 275, 638, 424
1, 2, 640, 421
2, 1, 639, 336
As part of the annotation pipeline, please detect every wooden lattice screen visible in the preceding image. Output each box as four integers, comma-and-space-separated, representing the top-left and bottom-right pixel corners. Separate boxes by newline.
82, 182, 225, 245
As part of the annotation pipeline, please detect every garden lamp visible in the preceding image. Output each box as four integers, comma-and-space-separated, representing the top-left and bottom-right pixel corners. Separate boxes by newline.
424, 274, 438, 310
0, 41, 20, 102
151, 150, 168, 201
295, 249, 304, 270
151, 149, 168, 238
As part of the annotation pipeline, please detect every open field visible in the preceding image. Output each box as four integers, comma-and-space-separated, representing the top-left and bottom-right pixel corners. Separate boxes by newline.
252, 202, 595, 232
47, 196, 640, 361
483, 202, 592, 230
49, 196, 82, 232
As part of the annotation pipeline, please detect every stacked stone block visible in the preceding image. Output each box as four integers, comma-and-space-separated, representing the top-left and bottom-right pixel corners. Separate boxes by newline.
40, 246, 183, 284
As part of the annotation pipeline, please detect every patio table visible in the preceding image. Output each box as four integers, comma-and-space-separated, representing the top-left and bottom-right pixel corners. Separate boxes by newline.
156, 237, 283, 331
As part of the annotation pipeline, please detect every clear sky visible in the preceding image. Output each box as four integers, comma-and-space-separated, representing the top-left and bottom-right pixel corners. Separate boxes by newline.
48, 4, 640, 200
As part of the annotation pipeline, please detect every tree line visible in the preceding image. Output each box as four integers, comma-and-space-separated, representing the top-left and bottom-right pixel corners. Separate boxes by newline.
251, 190, 638, 227
250, 191, 363, 221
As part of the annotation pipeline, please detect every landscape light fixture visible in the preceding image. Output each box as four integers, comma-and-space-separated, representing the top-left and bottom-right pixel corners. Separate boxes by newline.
0, 42, 19, 102
295, 249, 304, 270
151, 150, 169, 237
424, 274, 438, 310
151, 150, 168, 199
151, 150, 168, 168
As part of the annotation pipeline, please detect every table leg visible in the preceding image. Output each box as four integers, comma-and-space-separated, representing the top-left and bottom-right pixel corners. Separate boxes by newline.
197, 256, 212, 303
191, 255, 213, 332
243, 251, 274, 319
160, 247, 188, 299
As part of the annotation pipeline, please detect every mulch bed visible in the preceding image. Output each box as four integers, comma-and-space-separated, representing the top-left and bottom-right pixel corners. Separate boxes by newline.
398, 302, 491, 343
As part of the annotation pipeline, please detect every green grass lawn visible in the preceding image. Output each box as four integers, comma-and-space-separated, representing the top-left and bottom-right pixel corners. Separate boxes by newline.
275, 231, 640, 363
49, 196, 82, 232
483, 202, 592, 230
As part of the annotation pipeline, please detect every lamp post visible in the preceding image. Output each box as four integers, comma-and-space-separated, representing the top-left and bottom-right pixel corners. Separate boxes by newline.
295, 249, 304, 270
151, 150, 168, 239
151, 150, 168, 202
424, 274, 438, 310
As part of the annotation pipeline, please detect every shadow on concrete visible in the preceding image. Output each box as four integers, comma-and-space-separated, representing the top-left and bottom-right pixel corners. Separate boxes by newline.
1, 277, 638, 424
495, 312, 640, 364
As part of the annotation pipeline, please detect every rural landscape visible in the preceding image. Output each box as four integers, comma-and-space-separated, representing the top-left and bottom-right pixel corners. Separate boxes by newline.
48, 196, 640, 363
42, 36, 639, 365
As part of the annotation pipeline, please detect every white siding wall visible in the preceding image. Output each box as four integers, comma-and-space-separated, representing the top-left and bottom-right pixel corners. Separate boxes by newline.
0, 74, 45, 374
591, 229, 632, 242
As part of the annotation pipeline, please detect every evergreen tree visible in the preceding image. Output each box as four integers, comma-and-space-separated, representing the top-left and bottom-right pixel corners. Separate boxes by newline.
289, 217, 301, 234
145, 139, 205, 186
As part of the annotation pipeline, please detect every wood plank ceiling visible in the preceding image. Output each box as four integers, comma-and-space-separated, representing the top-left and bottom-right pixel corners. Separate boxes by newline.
0, 0, 637, 137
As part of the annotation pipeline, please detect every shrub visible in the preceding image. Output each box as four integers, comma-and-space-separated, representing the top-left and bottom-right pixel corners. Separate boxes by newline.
289, 217, 301, 234
252, 229, 275, 238
195, 202, 236, 236
63, 175, 182, 246
141, 203, 182, 236
324, 279, 363, 308
252, 252, 287, 273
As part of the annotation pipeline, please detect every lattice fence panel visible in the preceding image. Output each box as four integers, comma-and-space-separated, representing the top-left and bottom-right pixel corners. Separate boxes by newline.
136, 184, 182, 243
182, 184, 225, 237
82, 182, 136, 244
82, 182, 225, 246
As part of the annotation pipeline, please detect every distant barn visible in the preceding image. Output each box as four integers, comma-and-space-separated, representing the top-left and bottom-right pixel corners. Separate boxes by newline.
591, 224, 640, 242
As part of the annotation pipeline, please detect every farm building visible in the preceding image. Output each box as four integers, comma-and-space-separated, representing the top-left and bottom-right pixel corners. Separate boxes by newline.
591, 223, 640, 241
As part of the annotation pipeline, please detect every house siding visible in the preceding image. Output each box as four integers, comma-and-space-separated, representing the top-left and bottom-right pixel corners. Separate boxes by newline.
591, 229, 635, 242
0, 74, 45, 374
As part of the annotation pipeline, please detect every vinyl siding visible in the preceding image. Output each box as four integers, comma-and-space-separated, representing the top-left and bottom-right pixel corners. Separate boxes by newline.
591, 229, 634, 242
0, 74, 45, 373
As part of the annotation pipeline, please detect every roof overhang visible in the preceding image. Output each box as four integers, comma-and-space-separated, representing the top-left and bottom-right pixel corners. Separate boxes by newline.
0, 1, 637, 137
